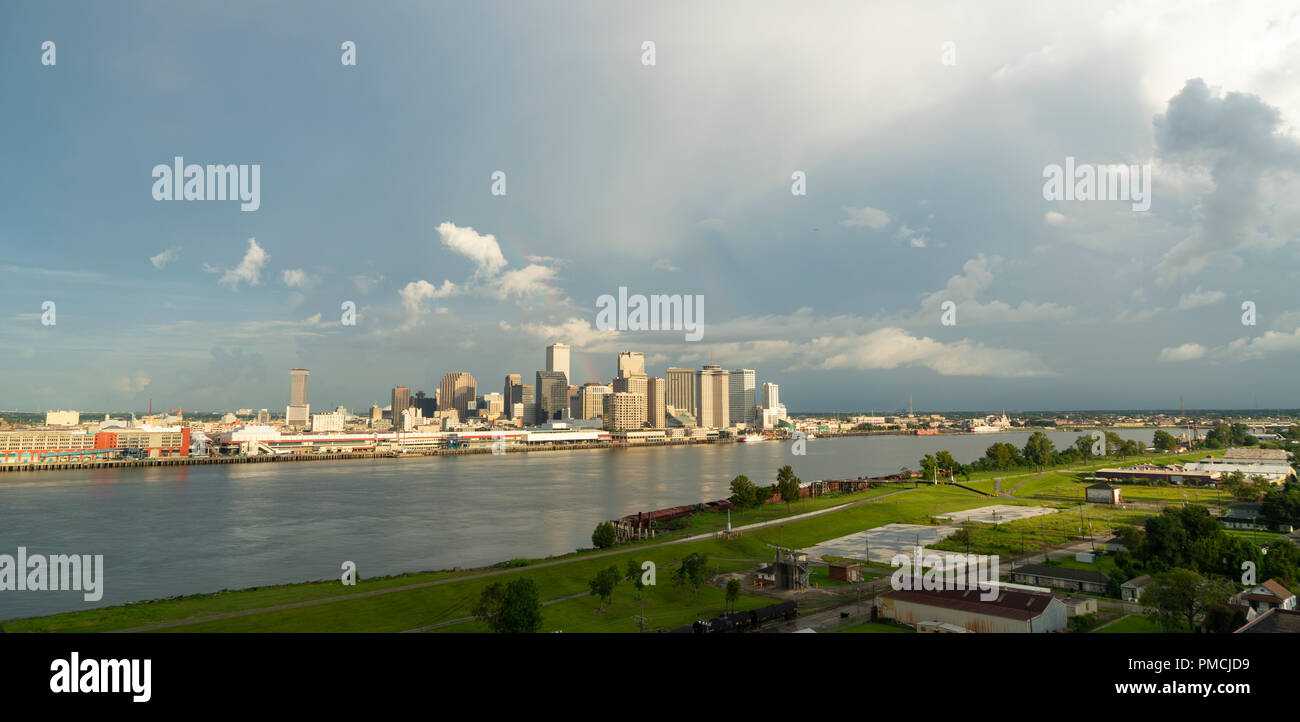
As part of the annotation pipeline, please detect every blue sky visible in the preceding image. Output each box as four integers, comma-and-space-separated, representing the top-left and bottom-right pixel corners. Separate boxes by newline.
3, 1, 1300, 413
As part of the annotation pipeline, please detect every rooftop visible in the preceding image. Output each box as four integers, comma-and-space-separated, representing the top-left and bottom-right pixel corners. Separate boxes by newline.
879, 586, 1058, 621
1236, 608, 1300, 633
1012, 563, 1109, 584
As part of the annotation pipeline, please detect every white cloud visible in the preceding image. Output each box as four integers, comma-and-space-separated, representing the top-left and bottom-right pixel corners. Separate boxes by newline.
113, 373, 151, 394
438, 222, 507, 277
490, 264, 562, 301
1222, 329, 1300, 361
800, 327, 1050, 378
150, 247, 180, 269
517, 317, 618, 348
282, 268, 314, 289
1158, 343, 1207, 362
652, 259, 681, 272
218, 238, 268, 290
840, 206, 891, 229
1044, 211, 1068, 226
399, 279, 459, 313
1177, 288, 1225, 310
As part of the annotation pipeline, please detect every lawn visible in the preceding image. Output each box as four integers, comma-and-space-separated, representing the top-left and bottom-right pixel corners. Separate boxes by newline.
929, 503, 1152, 558
834, 620, 915, 634
1097, 614, 1186, 633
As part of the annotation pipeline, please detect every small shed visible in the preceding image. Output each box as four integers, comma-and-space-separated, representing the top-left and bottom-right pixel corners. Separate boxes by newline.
828, 561, 862, 583
1085, 481, 1122, 504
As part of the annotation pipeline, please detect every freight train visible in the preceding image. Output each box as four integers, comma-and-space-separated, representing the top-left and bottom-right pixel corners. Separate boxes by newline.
662, 600, 798, 633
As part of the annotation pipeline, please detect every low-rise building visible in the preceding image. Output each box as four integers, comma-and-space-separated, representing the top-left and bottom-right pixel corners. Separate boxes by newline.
876, 586, 1067, 633
1233, 579, 1297, 614
1009, 564, 1110, 595
1121, 575, 1153, 603
1085, 481, 1122, 504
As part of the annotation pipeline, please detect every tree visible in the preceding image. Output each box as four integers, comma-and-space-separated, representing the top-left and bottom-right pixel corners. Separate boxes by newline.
729, 474, 757, 514
588, 565, 621, 611
473, 577, 543, 633
674, 552, 709, 601
1104, 431, 1126, 457
756, 483, 776, 507
1153, 429, 1178, 452
626, 559, 646, 600
591, 521, 617, 549
919, 453, 938, 481
1261, 487, 1300, 530
1074, 434, 1096, 460
1142, 569, 1236, 632
936, 451, 958, 477
725, 578, 741, 613
776, 465, 801, 511
1022, 432, 1055, 471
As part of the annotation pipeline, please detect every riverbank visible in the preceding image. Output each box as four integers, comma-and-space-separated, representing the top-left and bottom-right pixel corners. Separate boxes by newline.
0, 435, 736, 474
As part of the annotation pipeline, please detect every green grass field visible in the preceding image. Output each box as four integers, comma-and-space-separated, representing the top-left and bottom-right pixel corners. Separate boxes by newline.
833, 620, 915, 634
1097, 614, 1186, 633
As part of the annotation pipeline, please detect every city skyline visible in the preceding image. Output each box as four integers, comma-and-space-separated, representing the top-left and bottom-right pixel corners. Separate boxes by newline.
6, 2, 1300, 413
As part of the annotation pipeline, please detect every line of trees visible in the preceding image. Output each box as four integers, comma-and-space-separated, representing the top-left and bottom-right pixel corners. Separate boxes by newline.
920, 431, 1160, 480
729, 465, 803, 514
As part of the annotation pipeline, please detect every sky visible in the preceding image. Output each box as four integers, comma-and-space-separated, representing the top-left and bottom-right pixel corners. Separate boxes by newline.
3, 1, 1300, 413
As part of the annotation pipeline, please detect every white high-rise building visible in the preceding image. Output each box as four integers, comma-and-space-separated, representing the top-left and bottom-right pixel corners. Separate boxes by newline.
546, 344, 571, 383
286, 368, 310, 429
729, 369, 756, 427
617, 351, 645, 379
761, 382, 780, 409
695, 364, 729, 429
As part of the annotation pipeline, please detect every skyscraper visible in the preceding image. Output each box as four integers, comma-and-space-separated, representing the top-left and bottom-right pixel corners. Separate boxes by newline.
391, 386, 411, 427
535, 371, 569, 424
617, 351, 645, 379
646, 376, 667, 428
503, 373, 522, 418
439, 372, 477, 417
666, 367, 695, 414
761, 382, 780, 409
612, 373, 648, 427
286, 368, 310, 429
546, 344, 570, 383
579, 382, 611, 420
604, 392, 646, 431
729, 369, 756, 427
695, 364, 729, 429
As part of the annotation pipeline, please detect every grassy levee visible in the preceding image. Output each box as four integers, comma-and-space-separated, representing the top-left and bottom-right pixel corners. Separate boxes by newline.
7, 487, 989, 633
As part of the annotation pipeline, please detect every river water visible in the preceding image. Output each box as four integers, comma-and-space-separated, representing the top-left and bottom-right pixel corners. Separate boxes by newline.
0, 429, 1156, 619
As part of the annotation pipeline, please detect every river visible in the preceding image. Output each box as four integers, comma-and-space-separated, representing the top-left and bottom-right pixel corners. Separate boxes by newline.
0, 429, 1157, 619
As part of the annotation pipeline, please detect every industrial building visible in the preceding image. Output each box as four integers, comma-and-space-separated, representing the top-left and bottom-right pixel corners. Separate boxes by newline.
1009, 564, 1110, 594
877, 586, 1067, 633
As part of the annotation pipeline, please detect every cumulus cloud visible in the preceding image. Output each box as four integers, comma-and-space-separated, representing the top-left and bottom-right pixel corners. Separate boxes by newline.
1153, 78, 1300, 282
894, 224, 929, 248
438, 222, 507, 277
798, 327, 1050, 378
1043, 211, 1068, 226
1222, 329, 1300, 361
840, 206, 891, 229
918, 255, 1072, 323
113, 373, 151, 394
516, 317, 618, 348
1158, 343, 1206, 362
282, 268, 316, 289
1177, 288, 1225, 310
150, 247, 180, 269
218, 237, 268, 290
490, 264, 561, 301
399, 279, 459, 312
